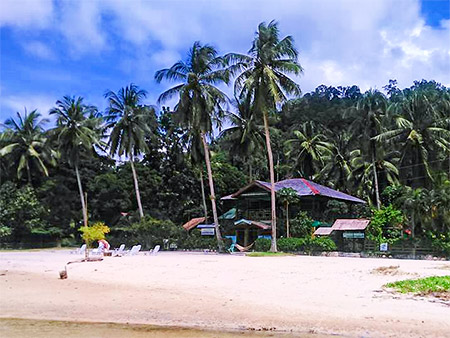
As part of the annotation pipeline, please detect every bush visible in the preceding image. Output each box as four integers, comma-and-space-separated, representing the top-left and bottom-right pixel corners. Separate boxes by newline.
289, 211, 314, 237
254, 238, 271, 252
430, 232, 450, 257
277, 237, 305, 252
307, 237, 337, 252
127, 216, 183, 250
368, 204, 404, 244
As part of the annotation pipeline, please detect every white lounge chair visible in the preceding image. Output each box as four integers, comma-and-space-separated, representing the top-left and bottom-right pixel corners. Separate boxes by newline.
151, 245, 160, 255
92, 242, 105, 255
71, 244, 86, 254
114, 244, 126, 256
128, 245, 141, 256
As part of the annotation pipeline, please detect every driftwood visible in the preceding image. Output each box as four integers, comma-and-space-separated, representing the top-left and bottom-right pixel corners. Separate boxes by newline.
59, 257, 103, 279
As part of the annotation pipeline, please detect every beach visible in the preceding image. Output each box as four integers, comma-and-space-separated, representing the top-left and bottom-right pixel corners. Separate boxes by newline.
0, 250, 449, 337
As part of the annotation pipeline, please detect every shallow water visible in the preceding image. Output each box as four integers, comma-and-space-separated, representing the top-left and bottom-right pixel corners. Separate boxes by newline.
0, 319, 330, 337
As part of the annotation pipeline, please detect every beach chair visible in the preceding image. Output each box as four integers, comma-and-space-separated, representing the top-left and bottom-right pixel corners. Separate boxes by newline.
71, 244, 86, 254
114, 244, 126, 256
128, 244, 141, 256
92, 242, 105, 255
151, 245, 160, 255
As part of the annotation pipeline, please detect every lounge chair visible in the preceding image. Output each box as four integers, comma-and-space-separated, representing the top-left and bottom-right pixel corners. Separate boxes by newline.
151, 245, 160, 255
114, 244, 126, 256
128, 245, 141, 256
92, 242, 105, 255
71, 244, 86, 255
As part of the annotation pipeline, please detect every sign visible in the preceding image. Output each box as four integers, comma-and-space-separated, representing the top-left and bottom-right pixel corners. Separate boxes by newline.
201, 228, 215, 236
380, 243, 388, 251
343, 232, 365, 239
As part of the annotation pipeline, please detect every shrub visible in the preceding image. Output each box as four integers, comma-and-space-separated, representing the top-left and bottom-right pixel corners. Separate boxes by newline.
277, 237, 305, 252
79, 222, 110, 249
254, 238, 271, 252
307, 237, 337, 252
430, 232, 450, 257
367, 204, 404, 244
289, 211, 314, 237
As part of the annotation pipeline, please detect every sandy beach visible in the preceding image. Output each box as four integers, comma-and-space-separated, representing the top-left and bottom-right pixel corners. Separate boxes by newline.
0, 250, 449, 337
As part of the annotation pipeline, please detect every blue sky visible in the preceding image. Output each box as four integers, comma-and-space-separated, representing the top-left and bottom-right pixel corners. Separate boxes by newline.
1, 0, 449, 122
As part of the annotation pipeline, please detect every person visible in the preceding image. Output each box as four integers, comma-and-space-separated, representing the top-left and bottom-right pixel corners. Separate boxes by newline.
98, 239, 110, 252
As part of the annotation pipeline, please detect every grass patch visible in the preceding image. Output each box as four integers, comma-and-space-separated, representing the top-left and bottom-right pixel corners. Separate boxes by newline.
246, 252, 295, 257
385, 276, 450, 294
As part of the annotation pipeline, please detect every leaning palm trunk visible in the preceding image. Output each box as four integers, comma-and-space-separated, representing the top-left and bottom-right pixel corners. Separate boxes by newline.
75, 165, 88, 227
371, 145, 381, 209
286, 201, 290, 238
199, 171, 208, 222
129, 155, 144, 218
201, 132, 225, 252
263, 112, 277, 252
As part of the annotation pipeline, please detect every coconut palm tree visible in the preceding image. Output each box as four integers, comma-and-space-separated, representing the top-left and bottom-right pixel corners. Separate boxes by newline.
284, 121, 333, 179
155, 42, 229, 251
0, 109, 57, 185
220, 97, 264, 182
278, 187, 299, 238
350, 89, 388, 209
50, 96, 103, 227
374, 88, 450, 188
104, 84, 156, 219
225, 21, 303, 251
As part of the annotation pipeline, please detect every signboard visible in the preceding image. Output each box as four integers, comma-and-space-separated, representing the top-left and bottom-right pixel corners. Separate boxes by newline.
343, 232, 365, 239
201, 228, 215, 236
380, 243, 388, 251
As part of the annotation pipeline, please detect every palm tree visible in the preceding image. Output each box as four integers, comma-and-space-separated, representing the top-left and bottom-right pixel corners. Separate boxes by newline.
375, 88, 450, 188
349, 146, 400, 203
316, 133, 352, 192
225, 21, 303, 252
220, 97, 264, 182
350, 89, 388, 209
50, 96, 103, 227
278, 187, 299, 238
104, 84, 155, 219
155, 42, 229, 251
284, 121, 333, 179
0, 109, 57, 185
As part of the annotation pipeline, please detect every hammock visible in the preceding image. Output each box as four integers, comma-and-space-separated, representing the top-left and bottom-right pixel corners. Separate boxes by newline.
234, 242, 254, 252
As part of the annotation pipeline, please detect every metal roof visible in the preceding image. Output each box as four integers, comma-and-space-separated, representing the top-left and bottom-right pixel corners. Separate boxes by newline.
331, 219, 370, 231
314, 227, 334, 235
223, 178, 365, 203
182, 217, 206, 231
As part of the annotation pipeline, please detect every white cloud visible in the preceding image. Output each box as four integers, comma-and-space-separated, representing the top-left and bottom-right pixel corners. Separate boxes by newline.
22, 41, 55, 60
1, 94, 55, 122
0, 0, 54, 28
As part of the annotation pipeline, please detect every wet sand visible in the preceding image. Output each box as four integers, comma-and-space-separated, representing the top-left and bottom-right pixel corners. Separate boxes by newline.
0, 250, 449, 337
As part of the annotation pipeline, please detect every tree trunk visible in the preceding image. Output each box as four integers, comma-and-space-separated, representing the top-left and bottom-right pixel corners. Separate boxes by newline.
249, 160, 253, 183
263, 112, 277, 252
130, 155, 144, 219
26, 163, 32, 185
199, 170, 208, 222
371, 145, 381, 209
286, 201, 290, 238
75, 165, 88, 228
201, 132, 225, 252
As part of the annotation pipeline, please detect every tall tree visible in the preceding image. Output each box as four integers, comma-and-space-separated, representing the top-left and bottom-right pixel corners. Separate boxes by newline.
351, 89, 388, 209
104, 84, 156, 219
226, 21, 303, 251
50, 96, 103, 227
0, 110, 57, 185
155, 42, 229, 251
284, 121, 333, 179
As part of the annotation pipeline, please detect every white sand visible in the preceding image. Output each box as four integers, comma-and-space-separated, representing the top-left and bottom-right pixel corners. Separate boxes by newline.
0, 250, 449, 337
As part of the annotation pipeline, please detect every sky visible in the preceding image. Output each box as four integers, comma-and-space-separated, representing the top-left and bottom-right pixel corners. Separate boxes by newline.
0, 0, 449, 122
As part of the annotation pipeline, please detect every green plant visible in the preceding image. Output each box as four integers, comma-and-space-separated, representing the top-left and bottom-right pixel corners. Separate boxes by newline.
254, 238, 271, 252
128, 216, 182, 250
367, 204, 404, 244
430, 232, 450, 257
277, 237, 305, 252
385, 276, 450, 294
79, 222, 110, 255
289, 211, 314, 238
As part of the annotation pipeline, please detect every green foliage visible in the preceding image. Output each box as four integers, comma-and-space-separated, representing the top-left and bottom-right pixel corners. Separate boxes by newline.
127, 216, 182, 250
254, 238, 271, 252
79, 222, 110, 248
324, 200, 349, 220
429, 232, 450, 257
277, 237, 305, 252
0, 182, 56, 243
275, 236, 337, 253
246, 252, 293, 257
289, 211, 314, 238
368, 205, 404, 244
385, 276, 450, 294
